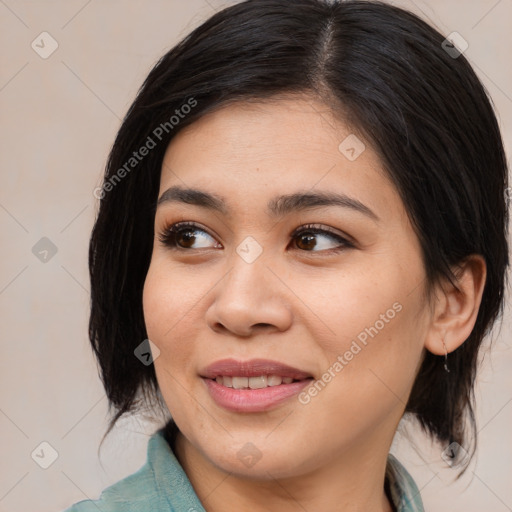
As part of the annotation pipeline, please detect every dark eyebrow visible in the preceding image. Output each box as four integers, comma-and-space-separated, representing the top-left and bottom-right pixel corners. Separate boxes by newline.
267, 190, 379, 221
157, 185, 379, 221
157, 186, 228, 215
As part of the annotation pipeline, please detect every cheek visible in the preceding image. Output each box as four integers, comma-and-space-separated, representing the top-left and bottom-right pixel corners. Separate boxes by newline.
306, 261, 413, 353
142, 261, 199, 368
305, 259, 427, 402
142, 261, 204, 422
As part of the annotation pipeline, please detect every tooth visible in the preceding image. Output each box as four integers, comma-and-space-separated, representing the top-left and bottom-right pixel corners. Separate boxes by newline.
282, 377, 293, 384
216, 376, 223, 384
249, 376, 267, 389
223, 376, 233, 388
267, 375, 283, 386
232, 376, 249, 389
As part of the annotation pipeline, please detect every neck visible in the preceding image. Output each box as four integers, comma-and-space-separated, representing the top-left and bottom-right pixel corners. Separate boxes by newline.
174, 431, 395, 512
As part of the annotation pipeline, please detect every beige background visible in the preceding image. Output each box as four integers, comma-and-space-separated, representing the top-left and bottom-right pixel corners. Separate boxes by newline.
0, 1, 511, 511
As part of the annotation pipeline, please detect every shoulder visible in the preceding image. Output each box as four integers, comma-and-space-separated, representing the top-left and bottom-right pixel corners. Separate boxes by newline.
63, 462, 159, 511
62, 429, 198, 512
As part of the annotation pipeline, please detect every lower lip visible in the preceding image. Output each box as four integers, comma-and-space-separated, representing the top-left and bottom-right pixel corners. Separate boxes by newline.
203, 378, 312, 413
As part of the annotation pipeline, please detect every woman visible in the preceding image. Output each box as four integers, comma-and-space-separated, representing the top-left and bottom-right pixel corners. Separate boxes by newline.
64, 0, 509, 510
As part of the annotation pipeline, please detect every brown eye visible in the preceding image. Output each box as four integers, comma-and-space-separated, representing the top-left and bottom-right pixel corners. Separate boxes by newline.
159, 222, 221, 250
291, 225, 353, 252
175, 228, 198, 248
295, 233, 317, 251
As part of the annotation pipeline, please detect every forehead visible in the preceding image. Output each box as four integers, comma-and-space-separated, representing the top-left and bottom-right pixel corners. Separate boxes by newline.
158, 96, 404, 224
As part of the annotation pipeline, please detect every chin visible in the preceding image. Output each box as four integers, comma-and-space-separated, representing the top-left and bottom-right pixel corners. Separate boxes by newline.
194, 431, 317, 481
210, 447, 297, 480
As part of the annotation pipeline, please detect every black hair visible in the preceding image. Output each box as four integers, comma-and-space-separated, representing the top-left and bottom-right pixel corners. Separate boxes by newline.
88, 0, 509, 474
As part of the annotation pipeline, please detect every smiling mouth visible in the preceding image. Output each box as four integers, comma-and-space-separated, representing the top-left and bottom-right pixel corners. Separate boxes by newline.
200, 358, 314, 412
213, 375, 310, 389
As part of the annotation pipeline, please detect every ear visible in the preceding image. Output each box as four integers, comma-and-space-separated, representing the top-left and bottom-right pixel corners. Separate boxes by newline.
424, 254, 487, 355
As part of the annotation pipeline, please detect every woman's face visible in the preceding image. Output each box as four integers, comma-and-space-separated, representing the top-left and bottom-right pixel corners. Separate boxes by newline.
143, 95, 433, 479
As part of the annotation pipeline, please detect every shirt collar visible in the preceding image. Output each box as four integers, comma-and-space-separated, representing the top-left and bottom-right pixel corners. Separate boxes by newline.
385, 452, 425, 511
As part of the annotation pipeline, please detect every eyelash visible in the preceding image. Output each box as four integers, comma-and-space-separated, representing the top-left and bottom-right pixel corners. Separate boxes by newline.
158, 221, 354, 253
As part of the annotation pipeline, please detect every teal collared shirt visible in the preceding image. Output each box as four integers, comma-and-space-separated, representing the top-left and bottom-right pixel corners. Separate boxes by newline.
63, 429, 424, 512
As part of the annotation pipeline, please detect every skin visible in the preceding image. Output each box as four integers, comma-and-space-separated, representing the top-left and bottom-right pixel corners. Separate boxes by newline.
142, 94, 486, 512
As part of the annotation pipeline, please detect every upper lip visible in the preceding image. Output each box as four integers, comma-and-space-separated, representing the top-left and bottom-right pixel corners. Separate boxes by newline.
201, 359, 313, 380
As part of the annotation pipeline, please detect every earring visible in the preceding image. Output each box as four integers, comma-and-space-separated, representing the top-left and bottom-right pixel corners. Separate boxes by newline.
442, 338, 450, 373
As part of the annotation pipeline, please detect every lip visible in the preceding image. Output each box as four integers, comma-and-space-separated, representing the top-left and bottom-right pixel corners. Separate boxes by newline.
201, 358, 313, 413
201, 358, 312, 380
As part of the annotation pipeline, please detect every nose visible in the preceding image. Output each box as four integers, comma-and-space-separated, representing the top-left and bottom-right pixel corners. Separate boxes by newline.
205, 250, 293, 338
